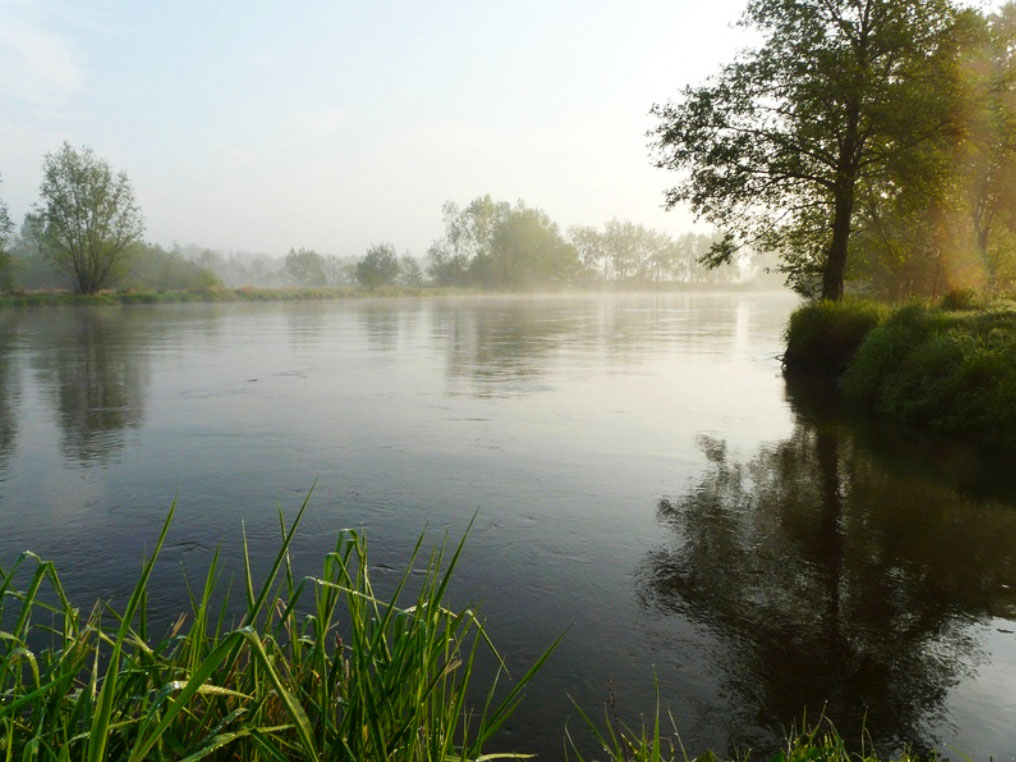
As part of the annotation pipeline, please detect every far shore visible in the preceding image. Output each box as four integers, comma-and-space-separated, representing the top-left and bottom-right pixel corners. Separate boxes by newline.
0, 282, 789, 308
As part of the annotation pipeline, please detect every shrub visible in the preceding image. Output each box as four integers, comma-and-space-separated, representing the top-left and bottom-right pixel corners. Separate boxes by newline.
938, 287, 978, 311
783, 298, 886, 373
842, 301, 1016, 448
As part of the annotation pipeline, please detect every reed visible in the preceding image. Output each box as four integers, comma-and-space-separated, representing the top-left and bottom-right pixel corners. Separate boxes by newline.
0, 497, 556, 761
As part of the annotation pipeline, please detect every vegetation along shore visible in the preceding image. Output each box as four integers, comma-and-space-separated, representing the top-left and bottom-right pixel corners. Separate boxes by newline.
784, 292, 1016, 450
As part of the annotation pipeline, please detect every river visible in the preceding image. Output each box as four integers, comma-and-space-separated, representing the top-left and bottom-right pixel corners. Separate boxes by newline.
0, 292, 1014, 759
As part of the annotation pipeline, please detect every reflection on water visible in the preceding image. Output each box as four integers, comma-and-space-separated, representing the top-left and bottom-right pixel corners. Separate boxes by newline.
0, 313, 20, 472
437, 301, 571, 396
30, 310, 149, 466
639, 374, 1016, 754
435, 295, 773, 398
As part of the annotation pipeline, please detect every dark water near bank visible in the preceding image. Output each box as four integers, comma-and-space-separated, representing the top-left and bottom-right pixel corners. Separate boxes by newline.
1, 293, 1015, 760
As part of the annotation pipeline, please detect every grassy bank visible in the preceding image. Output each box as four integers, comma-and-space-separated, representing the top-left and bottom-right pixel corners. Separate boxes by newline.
784, 294, 1016, 449
0, 286, 453, 308
0, 499, 945, 761
0, 283, 793, 309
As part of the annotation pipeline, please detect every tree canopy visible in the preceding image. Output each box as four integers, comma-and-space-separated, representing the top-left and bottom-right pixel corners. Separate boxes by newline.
284, 248, 328, 287
34, 143, 145, 294
651, 0, 963, 300
356, 243, 401, 289
427, 196, 581, 289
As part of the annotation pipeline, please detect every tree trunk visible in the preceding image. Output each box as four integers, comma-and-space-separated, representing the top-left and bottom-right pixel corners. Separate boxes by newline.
822, 104, 861, 302
822, 191, 854, 301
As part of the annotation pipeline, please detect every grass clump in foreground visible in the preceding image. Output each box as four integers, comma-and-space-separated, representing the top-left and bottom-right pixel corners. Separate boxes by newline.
0, 498, 556, 761
783, 299, 887, 373
568, 712, 934, 762
841, 299, 1016, 449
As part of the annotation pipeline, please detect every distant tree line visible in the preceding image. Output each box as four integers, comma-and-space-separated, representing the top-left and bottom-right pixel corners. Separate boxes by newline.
425, 194, 752, 289
1, 147, 764, 296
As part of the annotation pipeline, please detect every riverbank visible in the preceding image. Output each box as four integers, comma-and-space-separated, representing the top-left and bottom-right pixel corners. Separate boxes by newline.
784, 295, 1016, 449
0, 282, 790, 308
0, 285, 438, 307
0, 501, 939, 762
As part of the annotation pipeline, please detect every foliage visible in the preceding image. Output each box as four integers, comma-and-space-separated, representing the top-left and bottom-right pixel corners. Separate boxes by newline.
121, 243, 223, 292
474, 204, 580, 289
428, 196, 581, 289
399, 255, 425, 287
0, 176, 14, 293
841, 300, 1016, 447
284, 248, 328, 287
0, 499, 557, 761
427, 196, 510, 287
356, 243, 401, 289
783, 299, 887, 373
650, 0, 962, 300
569, 702, 934, 762
938, 287, 978, 311
34, 143, 145, 294
569, 224, 744, 285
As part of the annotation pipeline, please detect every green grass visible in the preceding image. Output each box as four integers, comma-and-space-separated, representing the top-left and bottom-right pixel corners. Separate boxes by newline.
567, 699, 935, 762
0, 498, 557, 761
783, 299, 887, 374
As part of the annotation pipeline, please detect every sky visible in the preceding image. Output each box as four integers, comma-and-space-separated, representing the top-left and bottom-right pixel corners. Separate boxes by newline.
0, 0, 752, 258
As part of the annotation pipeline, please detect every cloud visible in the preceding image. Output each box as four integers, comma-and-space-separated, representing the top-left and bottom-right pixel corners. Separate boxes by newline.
0, 11, 84, 106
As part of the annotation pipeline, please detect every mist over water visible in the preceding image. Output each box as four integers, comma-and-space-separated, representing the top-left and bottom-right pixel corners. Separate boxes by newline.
1, 293, 1015, 759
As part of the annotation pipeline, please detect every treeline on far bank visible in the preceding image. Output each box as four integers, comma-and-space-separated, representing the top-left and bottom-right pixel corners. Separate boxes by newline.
0, 142, 780, 298
0, 201, 778, 297
784, 291, 1016, 450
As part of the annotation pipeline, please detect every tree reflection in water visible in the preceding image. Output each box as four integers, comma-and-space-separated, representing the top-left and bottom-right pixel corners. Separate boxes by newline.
33, 309, 149, 466
638, 377, 1016, 755
0, 312, 20, 472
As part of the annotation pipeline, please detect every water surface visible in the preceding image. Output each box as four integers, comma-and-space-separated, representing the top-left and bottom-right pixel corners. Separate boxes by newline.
1, 293, 1014, 759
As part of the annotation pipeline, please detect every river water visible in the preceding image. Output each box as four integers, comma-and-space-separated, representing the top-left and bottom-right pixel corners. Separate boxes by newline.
0, 293, 1014, 759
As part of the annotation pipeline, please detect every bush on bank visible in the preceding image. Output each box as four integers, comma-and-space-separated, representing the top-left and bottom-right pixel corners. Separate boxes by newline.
782, 298, 887, 373
784, 294, 1016, 449
840, 300, 1016, 449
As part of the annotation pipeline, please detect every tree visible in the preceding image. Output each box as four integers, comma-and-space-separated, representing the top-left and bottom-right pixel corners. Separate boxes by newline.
284, 247, 327, 287
356, 243, 401, 289
477, 205, 580, 289
34, 143, 145, 294
651, 0, 961, 300
428, 195, 582, 289
398, 254, 424, 287
568, 225, 610, 280
0, 176, 14, 292
427, 196, 510, 286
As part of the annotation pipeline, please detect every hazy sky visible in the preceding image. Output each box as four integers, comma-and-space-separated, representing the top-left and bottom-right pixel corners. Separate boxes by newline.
0, 0, 751, 257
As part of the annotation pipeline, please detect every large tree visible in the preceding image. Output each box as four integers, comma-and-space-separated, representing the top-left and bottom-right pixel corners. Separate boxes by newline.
651, 0, 962, 300
35, 143, 145, 294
